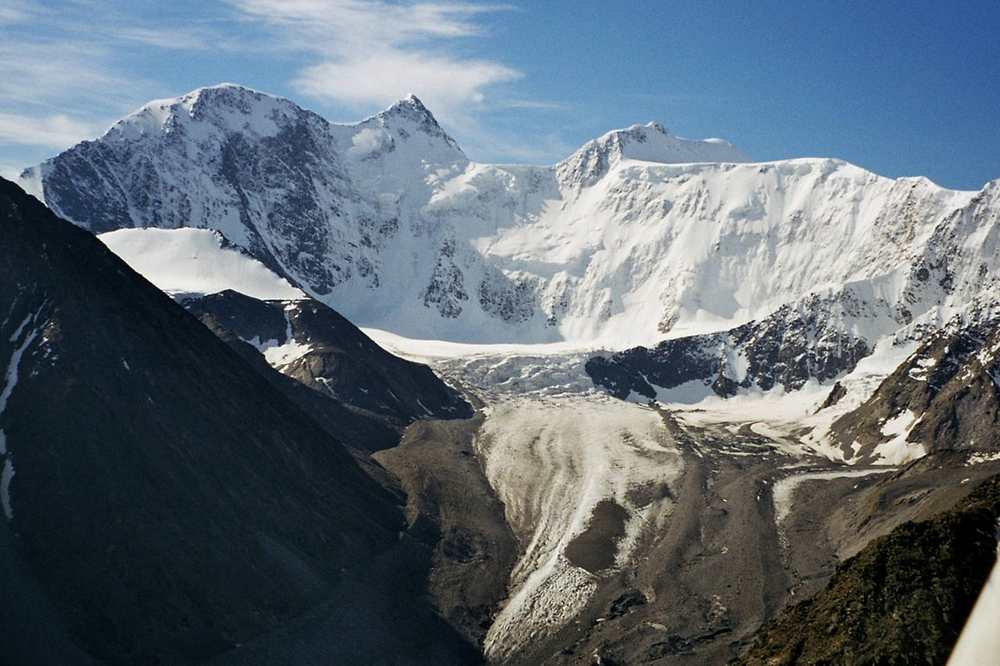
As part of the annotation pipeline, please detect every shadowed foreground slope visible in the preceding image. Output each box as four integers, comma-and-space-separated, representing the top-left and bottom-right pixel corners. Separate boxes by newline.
0, 177, 473, 665
739, 473, 1000, 665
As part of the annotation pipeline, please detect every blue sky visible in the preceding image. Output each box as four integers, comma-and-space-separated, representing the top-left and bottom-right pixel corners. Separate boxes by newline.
1, 1, 997, 190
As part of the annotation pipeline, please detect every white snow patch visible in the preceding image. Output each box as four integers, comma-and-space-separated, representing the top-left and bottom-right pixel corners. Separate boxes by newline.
99, 228, 305, 300
874, 410, 925, 465
977, 338, 1000, 368
262, 339, 312, 368
1, 458, 13, 520
1, 312, 41, 456
1, 309, 43, 521
908, 355, 936, 381
346, 127, 392, 157
259, 308, 312, 369
967, 451, 1000, 466
881, 410, 917, 439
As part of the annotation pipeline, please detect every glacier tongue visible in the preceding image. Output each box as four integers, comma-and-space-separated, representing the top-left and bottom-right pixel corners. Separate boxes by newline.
476, 396, 683, 662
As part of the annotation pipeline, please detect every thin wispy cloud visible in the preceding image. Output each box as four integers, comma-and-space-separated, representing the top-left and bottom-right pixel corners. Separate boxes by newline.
228, 0, 523, 122
0, 7, 30, 25
0, 0, 44, 25
500, 100, 566, 111
0, 2, 211, 165
0, 42, 130, 107
0, 112, 104, 148
116, 26, 215, 51
296, 52, 520, 109
231, 0, 501, 50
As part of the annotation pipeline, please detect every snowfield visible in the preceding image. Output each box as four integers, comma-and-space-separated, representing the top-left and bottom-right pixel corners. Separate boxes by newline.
99, 227, 305, 300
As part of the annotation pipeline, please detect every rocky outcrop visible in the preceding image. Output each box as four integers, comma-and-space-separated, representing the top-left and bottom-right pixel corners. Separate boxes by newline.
830, 317, 1000, 462
587, 294, 873, 400
740, 473, 1000, 665
184, 290, 471, 430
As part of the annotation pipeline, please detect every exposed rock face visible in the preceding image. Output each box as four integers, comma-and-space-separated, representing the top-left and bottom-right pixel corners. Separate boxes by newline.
183, 289, 472, 430
189, 309, 405, 453
739, 473, 1000, 665
0, 178, 473, 665
586, 295, 873, 401
829, 317, 1000, 462
373, 415, 519, 651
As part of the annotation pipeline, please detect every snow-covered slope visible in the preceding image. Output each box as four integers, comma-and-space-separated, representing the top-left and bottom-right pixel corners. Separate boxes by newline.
99, 227, 305, 299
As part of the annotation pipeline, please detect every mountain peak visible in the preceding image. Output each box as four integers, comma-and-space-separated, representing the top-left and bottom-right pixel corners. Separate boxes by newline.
596, 122, 748, 162
380, 93, 443, 130
102, 83, 311, 144
132, 82, 281, 118
644, 121, 671, 135
385, 93, 431, 115
555, 121, 751, 187
375, 94, 462, 152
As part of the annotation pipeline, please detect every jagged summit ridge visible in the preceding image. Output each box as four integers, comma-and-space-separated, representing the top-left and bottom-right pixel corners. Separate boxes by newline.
102, 83, 311, 142
18, 83, 760, 344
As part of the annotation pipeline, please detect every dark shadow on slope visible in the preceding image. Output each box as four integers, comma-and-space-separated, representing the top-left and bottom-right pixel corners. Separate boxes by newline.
739, 473, 1000, 665
0, 177, 474, 665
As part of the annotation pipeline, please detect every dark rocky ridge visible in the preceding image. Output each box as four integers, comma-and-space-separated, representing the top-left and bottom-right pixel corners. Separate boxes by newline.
373, 414, 519, 650
587, 297, 872, 400
0, 178, 473, 665
183, 289, 471, 449
830, 317, 1000, 461
739, 472, 1000, 665
189, 310, 405, 453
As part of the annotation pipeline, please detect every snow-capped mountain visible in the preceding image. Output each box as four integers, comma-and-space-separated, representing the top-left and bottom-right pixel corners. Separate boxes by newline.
20, 85, 1000, 365
17, 84, 755, 344
20, 83, 1000, 454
